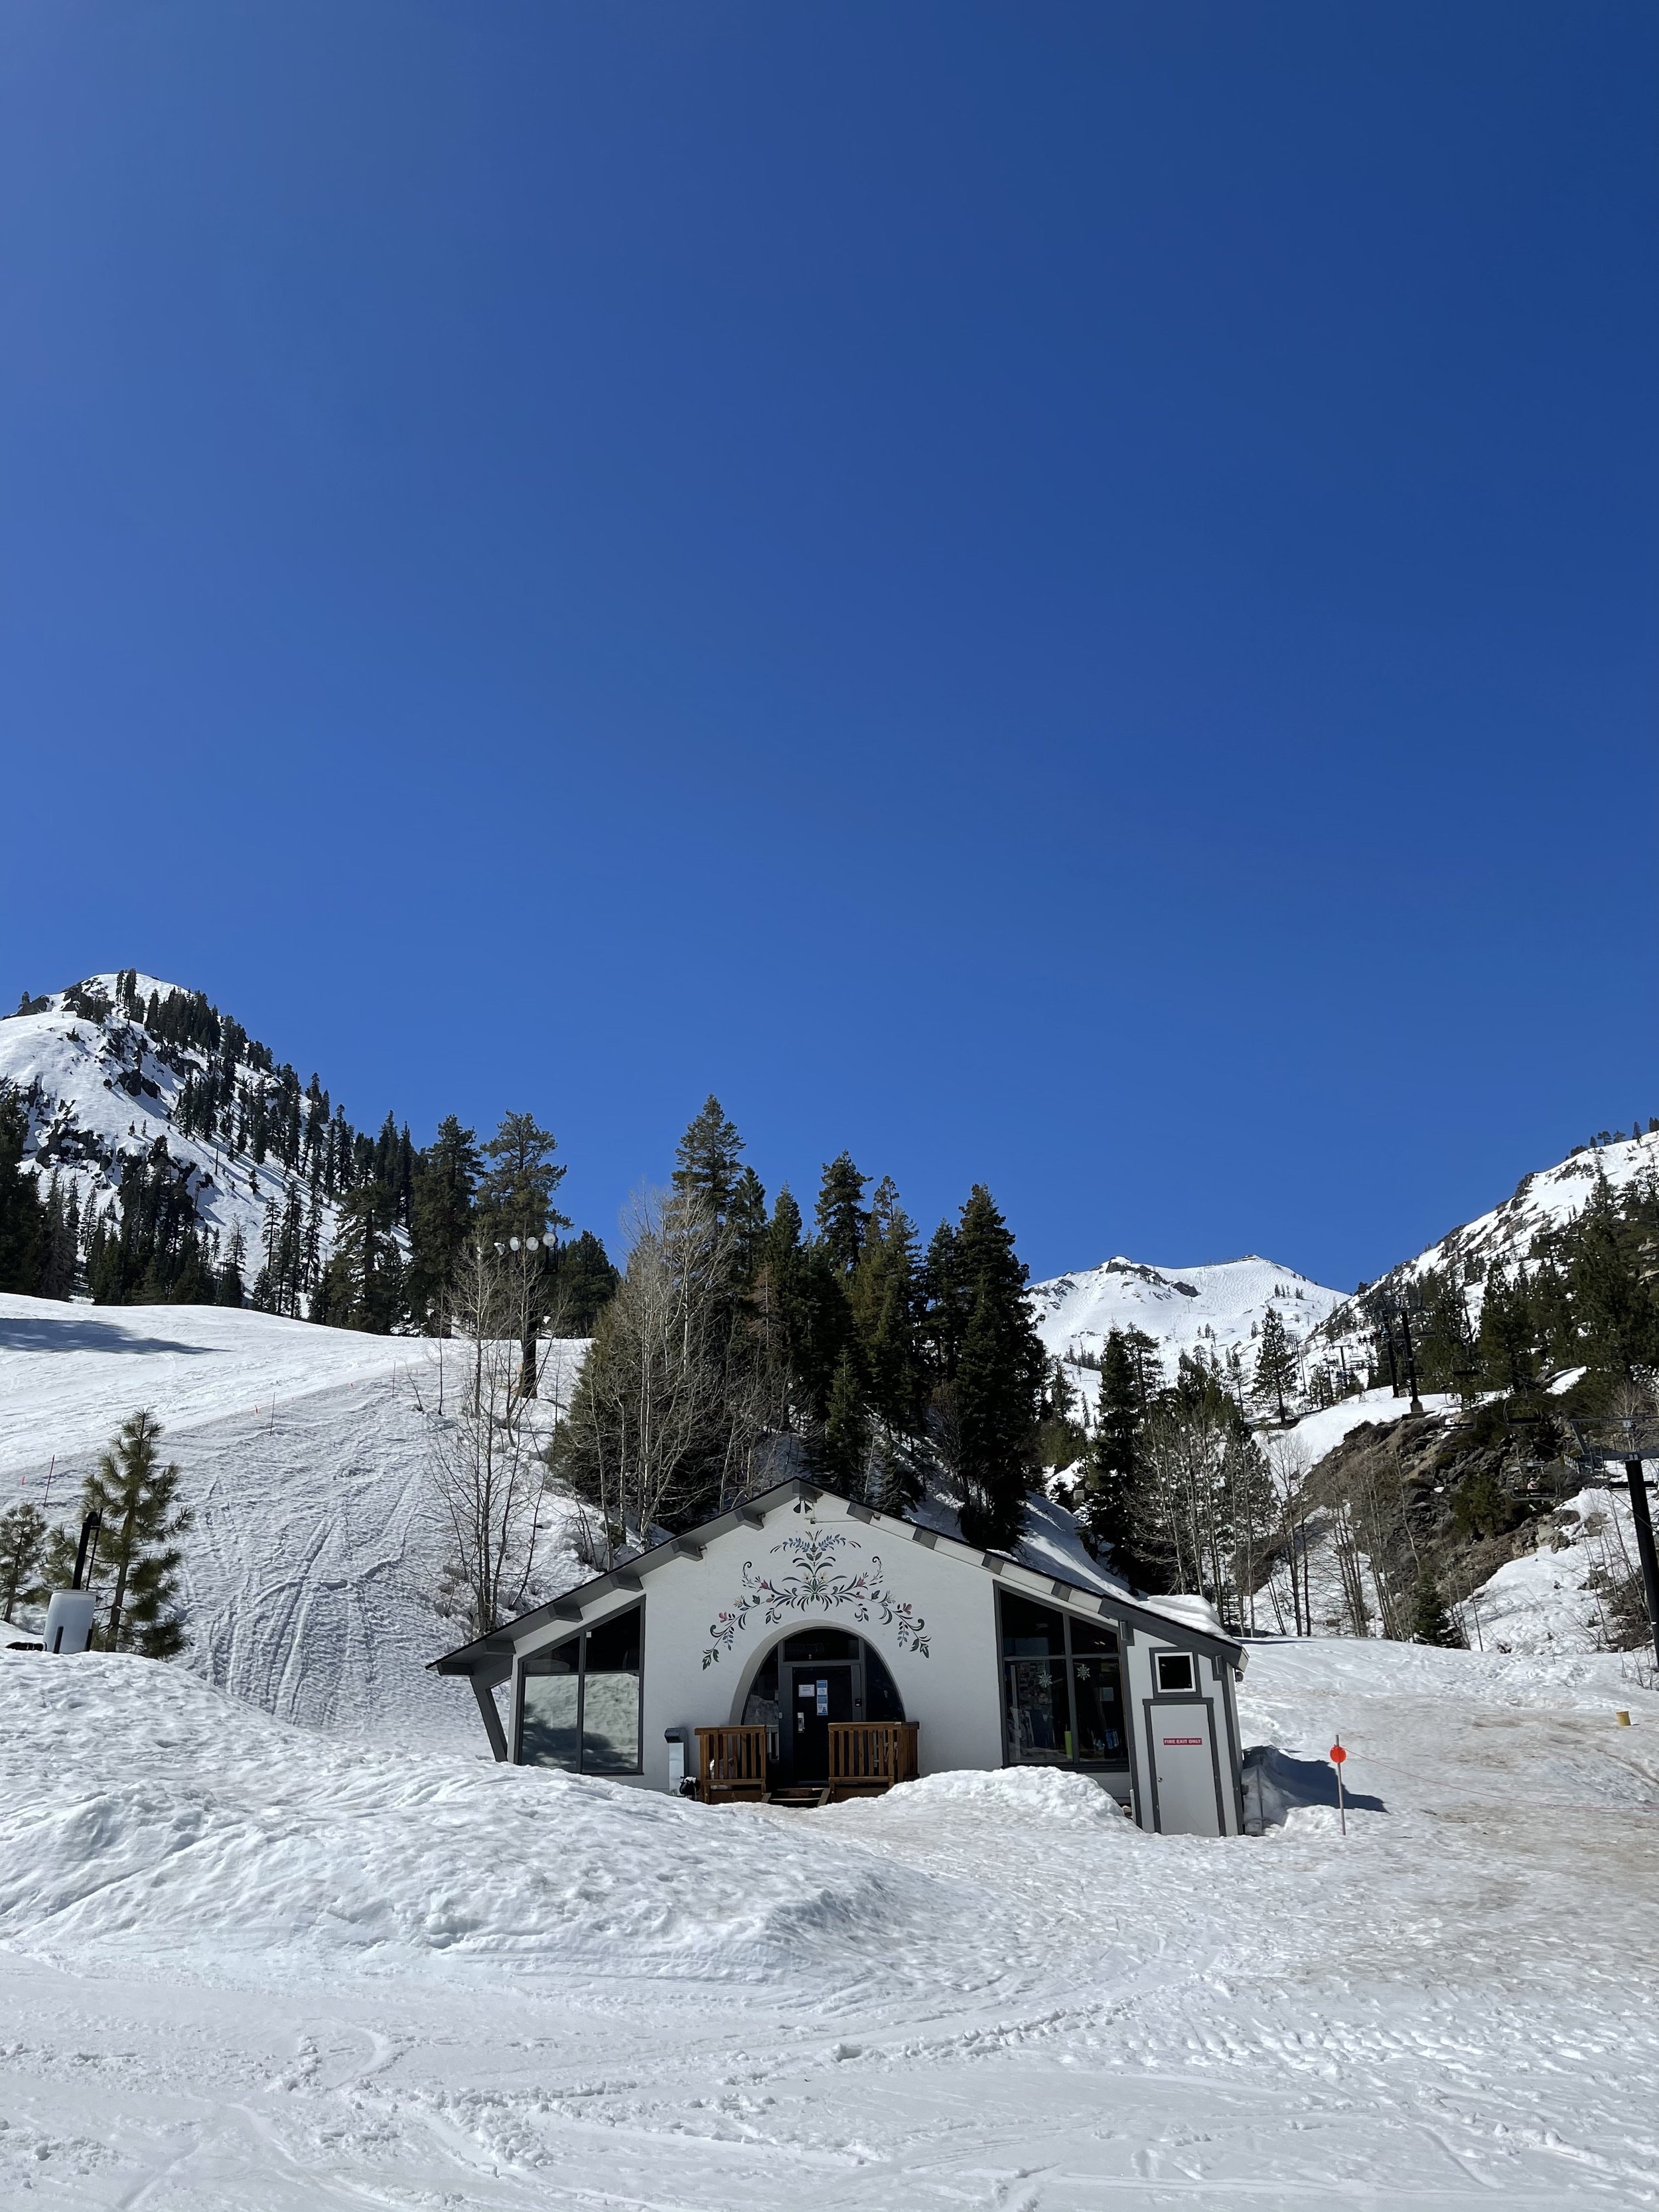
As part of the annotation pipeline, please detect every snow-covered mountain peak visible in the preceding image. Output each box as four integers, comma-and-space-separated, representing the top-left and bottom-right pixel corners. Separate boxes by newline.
0, 970, 371, 1304
1029, 1250, 1346, 1396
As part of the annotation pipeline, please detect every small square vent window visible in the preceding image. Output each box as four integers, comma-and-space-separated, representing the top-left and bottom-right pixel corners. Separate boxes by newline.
1155, 1653, 1194, 1693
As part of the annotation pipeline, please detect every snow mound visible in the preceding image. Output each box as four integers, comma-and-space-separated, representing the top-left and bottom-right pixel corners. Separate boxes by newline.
829, 1764, 1140, 1833
0, 1653, 943, 1985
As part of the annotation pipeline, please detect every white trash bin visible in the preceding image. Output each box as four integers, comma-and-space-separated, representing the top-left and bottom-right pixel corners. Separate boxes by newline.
42, 1591, 96, 1655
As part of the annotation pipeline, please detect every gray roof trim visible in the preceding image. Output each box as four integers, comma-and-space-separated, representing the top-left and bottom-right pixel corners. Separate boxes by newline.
429, 1475, 1245, 1674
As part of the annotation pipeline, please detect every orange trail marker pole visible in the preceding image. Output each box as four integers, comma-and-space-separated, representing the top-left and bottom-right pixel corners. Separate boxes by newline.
1331, 1738, 1347, 1835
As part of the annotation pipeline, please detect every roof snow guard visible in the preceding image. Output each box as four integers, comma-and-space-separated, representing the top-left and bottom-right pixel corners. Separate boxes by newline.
431, 1478, 1247, 1677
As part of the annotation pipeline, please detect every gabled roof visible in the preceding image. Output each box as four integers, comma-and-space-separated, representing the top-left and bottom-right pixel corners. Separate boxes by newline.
432, 1479, 1247, 1676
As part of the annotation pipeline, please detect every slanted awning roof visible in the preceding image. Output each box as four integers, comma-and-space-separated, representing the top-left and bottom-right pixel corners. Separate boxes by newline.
430, 1477, 1248, 1677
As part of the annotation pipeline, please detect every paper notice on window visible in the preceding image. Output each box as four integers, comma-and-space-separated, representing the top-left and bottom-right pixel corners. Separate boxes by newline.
816, 1680, 829, 1716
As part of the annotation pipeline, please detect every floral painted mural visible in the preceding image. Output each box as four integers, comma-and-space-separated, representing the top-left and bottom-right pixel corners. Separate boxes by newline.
702, 1523, 930, 1667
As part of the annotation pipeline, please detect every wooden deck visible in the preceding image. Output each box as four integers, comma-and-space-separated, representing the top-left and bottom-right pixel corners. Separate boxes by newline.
695, 1722, 919, 1806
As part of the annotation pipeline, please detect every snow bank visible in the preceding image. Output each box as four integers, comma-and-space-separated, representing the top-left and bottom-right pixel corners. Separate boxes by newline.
827, 1763, 1140, 1834
0, 1652, 944, 1984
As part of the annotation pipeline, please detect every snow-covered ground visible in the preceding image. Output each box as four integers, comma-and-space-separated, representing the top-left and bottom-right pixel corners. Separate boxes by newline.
1, 1637, 1654, 2209
0, 1293, 589, 1752
1029, 1254, 1344, 1402
1462, 1485, 1649, 1659
1276, 1382, 1459, 1469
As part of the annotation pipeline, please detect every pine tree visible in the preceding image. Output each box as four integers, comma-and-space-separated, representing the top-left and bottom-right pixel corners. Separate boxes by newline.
817, 1349, 871, 1493
1410, 1576, 1463, 1648
216, 1223, 246, 1308
815, 1152, 869, 1276
0, 1089, 46, 1293
727, 1165, 770, 1286
1252, 1308, 1298, 1422
672, 1096, 745, 1220
1562, 1179, 1659, 1379
757, 1194, 827, 1416
84, 1410, 193, 1657
0, 1500, 48, 1621
942, 1187, 1046, 1552
849, 1186, 923, 1439
407, 1116, 482, 1327
1082, 1329, 1159, 1582
919, 1217, 970, 1376
315, 1182, 405, 1333
1477, 1262, 1538, 1394
476, 1112, 569, 1244
38, 1171, 78, 1299
547, 1229, 622, 1335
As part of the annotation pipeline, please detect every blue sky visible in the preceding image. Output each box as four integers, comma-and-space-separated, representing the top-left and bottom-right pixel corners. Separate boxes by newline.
3, 3, 1654, 1290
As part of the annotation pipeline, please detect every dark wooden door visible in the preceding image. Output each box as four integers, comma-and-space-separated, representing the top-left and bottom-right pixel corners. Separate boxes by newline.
786, 1662, 854, 1782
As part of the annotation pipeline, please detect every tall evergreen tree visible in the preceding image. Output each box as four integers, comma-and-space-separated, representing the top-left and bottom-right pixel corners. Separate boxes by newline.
672, 1096, 745, 1220
547, 1229, 622, 1335
818, 1349, 872, 1493
37, 1171, 78, 1299
1252, 1308, 1298, 1422
407, 1116, 482, 1327
1477, 1262, 1538, 1393
1083, 1328, 1159, 1581
476, 1112, 569, 1244
0, 1500, 48, 1622
1561, 1179, 1659, 1379
216, 1222, 246, 1308
849, 1186, 923, 1440
83, 1410, 193, 1658
0, 1090, 46, 1293
938, 1186, 1046, 1552
815, 1152, 869, 1276
727, 1165, 770, 1285
313, 1183, 404, 1333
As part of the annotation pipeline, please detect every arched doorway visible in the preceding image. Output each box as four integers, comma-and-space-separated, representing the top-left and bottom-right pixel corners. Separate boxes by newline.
736, 1629, 906, 1787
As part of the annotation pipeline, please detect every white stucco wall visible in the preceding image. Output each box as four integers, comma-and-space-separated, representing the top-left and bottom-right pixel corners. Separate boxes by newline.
505, 1489, 1243, 1832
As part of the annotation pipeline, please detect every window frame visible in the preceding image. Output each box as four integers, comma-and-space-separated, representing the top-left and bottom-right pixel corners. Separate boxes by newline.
1155, 1651, 1196, 1694
517, 1603, 644, 1775
997, 1592, 1128, 1772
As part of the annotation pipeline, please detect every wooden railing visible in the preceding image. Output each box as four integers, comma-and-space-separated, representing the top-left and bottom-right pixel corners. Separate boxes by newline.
695, 1724, 769, 1803
828, 1722, 919, 1797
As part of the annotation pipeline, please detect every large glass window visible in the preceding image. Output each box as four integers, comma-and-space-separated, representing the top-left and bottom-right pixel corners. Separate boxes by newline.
519, 1607, 642, 1773
520, 1642, 581, 1769
1000, 1595, 1125, 1767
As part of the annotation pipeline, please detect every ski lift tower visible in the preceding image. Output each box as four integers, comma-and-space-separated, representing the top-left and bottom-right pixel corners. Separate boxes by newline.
1567, 1412, 1659, 1674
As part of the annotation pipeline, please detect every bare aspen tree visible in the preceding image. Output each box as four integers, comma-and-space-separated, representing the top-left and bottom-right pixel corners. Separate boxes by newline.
549, 1188, 773, 1564
1263, 1431, 1315, 1636
423, 1237, 559, 1640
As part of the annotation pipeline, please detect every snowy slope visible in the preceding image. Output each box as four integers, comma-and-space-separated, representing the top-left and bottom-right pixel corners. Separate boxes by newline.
1, 1638, 1654, 2207
1311, 1127, 1659, 1378
0, 1293, 589, 1752
0, 972, 350, 1272
1029, 1253, 1345, 1397
1459, 1484, 1649, 1658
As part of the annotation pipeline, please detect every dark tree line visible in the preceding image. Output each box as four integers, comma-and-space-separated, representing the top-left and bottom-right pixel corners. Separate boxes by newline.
551, 1096, 1051, 1552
